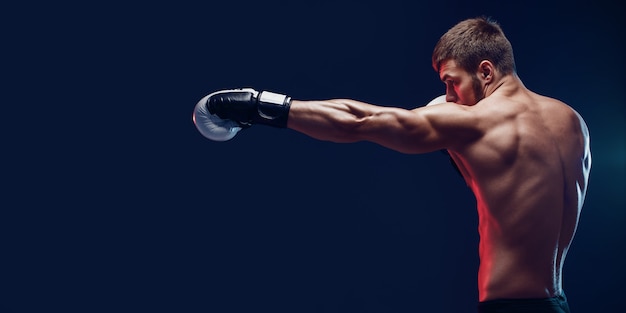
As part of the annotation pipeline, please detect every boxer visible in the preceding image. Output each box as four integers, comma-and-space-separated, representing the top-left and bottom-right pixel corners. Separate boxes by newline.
194, 17, 591, 313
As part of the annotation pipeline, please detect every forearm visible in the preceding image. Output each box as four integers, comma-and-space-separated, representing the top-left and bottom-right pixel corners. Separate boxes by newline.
287, 99, 382, 143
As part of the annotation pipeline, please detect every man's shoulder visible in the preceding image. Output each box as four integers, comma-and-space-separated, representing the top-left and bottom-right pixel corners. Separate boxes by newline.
477, 92, 575, 118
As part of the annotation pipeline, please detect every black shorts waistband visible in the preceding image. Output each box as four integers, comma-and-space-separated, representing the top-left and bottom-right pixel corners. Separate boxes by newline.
477, 293, 570, 313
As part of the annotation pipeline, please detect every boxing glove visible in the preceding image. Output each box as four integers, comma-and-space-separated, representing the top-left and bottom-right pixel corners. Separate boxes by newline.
206, 88, 292, 128
193, 88, 292, 141
426, 95, 446, 106
193, 93, 243, 141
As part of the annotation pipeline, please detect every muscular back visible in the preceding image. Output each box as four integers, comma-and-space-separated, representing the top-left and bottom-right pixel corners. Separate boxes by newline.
447, 90, 591, 301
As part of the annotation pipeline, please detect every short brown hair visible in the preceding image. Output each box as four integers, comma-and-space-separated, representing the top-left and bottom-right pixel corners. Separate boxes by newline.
432, 17, 516, 75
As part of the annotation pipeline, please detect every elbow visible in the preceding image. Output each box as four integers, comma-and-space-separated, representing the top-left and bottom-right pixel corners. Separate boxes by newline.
323, 99, 371, 142
328, 117, 367, 143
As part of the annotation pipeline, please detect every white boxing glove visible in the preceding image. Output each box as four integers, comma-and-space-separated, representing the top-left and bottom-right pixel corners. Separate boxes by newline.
192, 93, 243, 142
426, 95, 447, 106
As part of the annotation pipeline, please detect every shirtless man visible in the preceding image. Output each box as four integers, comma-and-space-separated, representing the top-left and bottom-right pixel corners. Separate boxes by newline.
194, 17, 591, 313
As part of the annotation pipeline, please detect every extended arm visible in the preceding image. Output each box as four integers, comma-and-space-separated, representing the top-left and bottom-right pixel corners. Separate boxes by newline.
193, 88, 482, 154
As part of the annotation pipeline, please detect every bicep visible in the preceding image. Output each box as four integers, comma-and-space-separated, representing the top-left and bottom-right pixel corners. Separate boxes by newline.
356, 108, 443, 154
365, 104, 483, 154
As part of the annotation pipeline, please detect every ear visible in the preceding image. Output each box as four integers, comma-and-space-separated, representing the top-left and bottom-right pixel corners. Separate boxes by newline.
478, 60, 494, 83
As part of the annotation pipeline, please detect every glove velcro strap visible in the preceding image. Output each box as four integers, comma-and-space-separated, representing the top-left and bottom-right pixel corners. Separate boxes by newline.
254, 91, 291, 128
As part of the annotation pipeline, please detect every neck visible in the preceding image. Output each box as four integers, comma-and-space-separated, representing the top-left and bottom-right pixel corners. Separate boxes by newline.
485, 72, 525, 98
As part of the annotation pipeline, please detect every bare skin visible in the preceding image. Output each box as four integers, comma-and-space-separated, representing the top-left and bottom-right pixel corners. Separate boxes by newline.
287, 59, 591, 302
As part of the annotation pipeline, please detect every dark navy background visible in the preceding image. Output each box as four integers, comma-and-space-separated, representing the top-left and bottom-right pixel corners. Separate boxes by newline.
3, 0, 624, 312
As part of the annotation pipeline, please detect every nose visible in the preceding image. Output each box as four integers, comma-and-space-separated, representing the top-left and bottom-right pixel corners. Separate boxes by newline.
445, 85, 457, 103
445, 93, 457, 103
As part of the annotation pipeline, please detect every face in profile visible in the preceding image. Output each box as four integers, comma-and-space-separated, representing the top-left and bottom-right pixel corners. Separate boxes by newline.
439, 59, 485, 105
